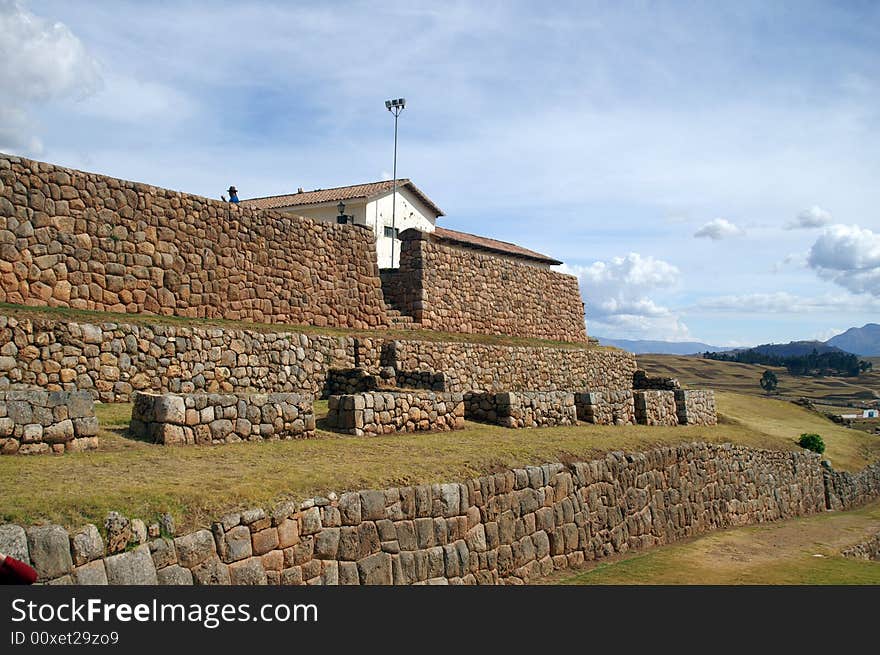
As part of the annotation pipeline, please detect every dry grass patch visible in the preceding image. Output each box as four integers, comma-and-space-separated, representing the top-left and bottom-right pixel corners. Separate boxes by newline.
0, 390, 877, 532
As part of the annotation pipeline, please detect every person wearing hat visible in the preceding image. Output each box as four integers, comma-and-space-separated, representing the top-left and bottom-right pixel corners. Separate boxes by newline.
227, 186, 239, 203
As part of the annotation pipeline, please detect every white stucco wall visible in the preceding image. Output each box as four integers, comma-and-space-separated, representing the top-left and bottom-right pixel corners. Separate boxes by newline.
279, 186, 437, 268
367, 188, 437, 268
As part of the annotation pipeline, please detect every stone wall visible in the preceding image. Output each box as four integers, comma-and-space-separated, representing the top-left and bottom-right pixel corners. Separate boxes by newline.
2, 442, 854, 586
634, 391, 678, 426
0, 314, 356, 402
387, 340, 636, 393
383, 229, 588, 343
823, 460, 880, 511
674, 390, 717, 426
574, 391, 636, 425
0, 314, 638, 403
0, 389, 97, 455
633, 369, 680, 390
130, 391, 315, 445
0, 153, 388, 329
324, 368, 380, 396
464, 391, 577, 429
841, 532, 880, 561
326, 391, 465, 436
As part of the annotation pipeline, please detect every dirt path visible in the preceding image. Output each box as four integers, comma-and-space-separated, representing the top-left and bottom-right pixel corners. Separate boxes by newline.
551, 502, 880, 585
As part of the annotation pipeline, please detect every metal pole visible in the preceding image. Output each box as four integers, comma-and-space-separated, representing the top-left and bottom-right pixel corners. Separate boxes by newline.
390, 107, 399, 268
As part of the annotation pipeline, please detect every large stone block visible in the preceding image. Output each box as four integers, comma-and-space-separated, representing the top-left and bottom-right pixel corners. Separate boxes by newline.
104, 545, 157, 585
26, 525, 73, 580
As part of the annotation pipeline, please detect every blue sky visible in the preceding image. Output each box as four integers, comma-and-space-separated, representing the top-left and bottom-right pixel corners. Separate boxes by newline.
2, 0, 879, 345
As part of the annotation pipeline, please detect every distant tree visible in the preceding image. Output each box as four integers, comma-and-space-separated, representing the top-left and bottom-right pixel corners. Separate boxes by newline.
760, 370, 778, 395
798, 433, 825, 454
860, 361, 873, 373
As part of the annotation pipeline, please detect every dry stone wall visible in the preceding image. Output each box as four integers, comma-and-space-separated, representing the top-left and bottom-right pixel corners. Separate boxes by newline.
634, 391, 678, 426
674, 390, 717, 426
387, 340, 636, 393
823, 460, 880, 511
131, 391, 315, 445
842, 532, 880, 561
0, 153, 388, 329
5, 443, 858, 586
633, 369, 680, 390
0, 389, 97, 455
0, 314, 638, 403
0, 314, 355, 402
575, 391, 636, 425
385, 229, 588, 343
326, 391, 465, 436
464, 391, 577, 428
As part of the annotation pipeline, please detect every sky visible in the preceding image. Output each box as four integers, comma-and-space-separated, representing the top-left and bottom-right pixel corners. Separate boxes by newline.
2, 0, 879, 346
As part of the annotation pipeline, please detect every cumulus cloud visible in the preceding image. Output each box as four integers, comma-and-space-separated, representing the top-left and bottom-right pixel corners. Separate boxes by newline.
786, 205, 832, 229
693, 218, 744, 240
807, 224, 880, 296
0, 0, 102, 153
561, 253, 691, 340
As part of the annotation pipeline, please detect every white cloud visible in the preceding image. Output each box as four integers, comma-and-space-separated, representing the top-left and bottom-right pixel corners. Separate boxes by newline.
694, 291, 880, 314
0, 0, 101, 153
807, 224, 880, 296
694, 218, 744, 240
561, 253, 690, 340
786, 205, 832, 229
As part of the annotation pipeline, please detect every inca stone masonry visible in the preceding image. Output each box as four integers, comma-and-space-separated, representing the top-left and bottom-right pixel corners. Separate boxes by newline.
0, 153, 587, 343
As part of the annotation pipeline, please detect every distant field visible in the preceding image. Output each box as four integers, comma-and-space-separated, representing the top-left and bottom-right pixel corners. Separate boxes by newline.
552, 500, 880, 585
1, 390, 878, 532
637, 353, 879, 408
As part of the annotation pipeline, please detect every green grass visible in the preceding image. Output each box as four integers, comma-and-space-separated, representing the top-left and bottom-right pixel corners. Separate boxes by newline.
0, 302, 597, 351
553, 501, 880, 585
1, 390, 878, 532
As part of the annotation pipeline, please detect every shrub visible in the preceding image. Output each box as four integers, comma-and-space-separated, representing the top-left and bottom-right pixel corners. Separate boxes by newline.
798, 433, 825, 454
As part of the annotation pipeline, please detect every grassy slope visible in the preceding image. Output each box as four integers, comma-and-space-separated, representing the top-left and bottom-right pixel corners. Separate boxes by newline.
552, 501, 880, 585
1, 391, 878, 532
638, 353, 880, 407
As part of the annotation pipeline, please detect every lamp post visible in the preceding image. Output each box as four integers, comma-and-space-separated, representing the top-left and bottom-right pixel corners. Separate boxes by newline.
385, 97, 405, 267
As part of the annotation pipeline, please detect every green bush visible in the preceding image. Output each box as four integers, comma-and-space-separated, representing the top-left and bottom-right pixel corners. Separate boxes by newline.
798, 433, 825, 454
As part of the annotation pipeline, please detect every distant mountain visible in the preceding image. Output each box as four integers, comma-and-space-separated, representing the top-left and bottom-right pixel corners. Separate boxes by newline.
594, 337, 737, 355
826, 324, 880, 356
747, 340, 847, 358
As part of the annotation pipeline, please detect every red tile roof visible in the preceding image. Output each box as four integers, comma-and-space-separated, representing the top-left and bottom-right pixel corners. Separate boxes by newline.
431, 227, 562, 265
240, 179, 444, 216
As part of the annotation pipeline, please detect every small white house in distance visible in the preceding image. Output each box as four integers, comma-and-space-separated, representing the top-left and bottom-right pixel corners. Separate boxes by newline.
865, 409, 879, 419
241, 180, 444, 268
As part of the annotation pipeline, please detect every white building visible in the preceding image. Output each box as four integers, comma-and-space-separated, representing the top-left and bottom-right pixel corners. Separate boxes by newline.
241, 179, 444, 268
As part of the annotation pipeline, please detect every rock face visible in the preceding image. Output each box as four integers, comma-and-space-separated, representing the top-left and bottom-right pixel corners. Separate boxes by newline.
326, 391, 465, 436
7, 443, 878, 586
131, 391, 315, 445
0, 390, 97, 455
841, 531, 880, 561
0, 153, 388, 330
382, 230, 588, 343
464, 391, 577, 428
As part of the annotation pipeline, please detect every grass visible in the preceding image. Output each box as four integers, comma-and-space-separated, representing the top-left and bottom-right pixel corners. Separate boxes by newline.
1, 390, 879, 532
638, 353, 880, 407
0, 302, 597, 351
551, 501, 880, 585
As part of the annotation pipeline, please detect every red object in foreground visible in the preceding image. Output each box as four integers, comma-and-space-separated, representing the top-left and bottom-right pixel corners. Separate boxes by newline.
0, 556, 38, 585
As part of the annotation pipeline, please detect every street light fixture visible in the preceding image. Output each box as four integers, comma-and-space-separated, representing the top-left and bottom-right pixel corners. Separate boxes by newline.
385, 97, 406, 267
